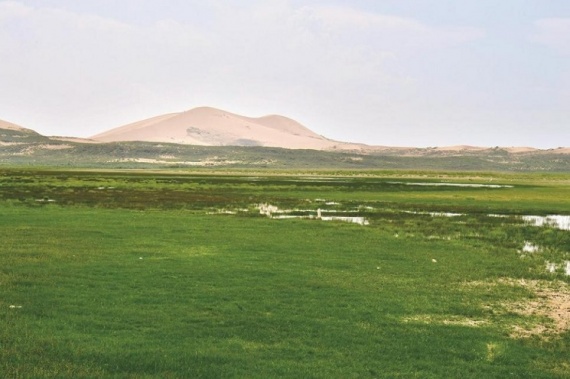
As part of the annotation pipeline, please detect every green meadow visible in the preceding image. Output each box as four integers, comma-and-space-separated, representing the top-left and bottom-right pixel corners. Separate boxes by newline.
1, 168, 569, 378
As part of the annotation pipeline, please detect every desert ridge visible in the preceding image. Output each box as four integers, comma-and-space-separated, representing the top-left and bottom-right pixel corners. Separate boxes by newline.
2, 112, 568, 154
90, 107, 367, 150
0, 118, 35, 132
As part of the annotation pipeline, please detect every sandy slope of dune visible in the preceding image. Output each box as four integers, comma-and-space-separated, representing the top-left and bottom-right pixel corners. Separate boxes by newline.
49, 136, 100, 144
502, 147, 538, 153
0, 119, 33, 132
532, 147, 570, 155
91, 107, 366, 150
434, 145, 489, 152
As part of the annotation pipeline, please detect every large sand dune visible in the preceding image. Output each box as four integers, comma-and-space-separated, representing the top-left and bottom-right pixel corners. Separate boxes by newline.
2, 112, 568, 154
91, 107, 366, 150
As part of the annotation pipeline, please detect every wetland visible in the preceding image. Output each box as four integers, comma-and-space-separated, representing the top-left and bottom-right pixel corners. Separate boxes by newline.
1, 167, 569, 378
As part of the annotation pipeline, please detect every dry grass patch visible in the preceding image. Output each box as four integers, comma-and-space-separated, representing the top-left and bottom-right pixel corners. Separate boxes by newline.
500, 279, 570, 338
401, 314, 487, 327
465, 278, 570, 339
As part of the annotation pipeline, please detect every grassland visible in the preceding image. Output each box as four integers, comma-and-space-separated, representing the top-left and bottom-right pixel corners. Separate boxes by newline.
1, 168, 569, 378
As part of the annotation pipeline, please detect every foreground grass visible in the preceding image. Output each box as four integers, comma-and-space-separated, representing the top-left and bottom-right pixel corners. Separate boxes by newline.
1, 169, 569, 377
1, 206, 568, 378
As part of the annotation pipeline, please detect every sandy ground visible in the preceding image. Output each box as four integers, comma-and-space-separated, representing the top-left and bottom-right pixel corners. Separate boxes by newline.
91, 107, 370, 150
463, 278, 570, 339
49, 137, 101, 144
0, 119, 32, 132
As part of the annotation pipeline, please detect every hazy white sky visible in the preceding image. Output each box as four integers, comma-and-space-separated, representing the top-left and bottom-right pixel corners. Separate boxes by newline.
1, 0, 569, 147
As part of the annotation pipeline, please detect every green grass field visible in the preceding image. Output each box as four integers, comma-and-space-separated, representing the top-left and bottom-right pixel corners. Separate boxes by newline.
1, 168, 569, 378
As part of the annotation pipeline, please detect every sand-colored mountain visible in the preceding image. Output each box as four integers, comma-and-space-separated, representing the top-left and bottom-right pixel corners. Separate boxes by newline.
0, 118, 35, 132
2, 112, 568, 154
91, 107, 366, 150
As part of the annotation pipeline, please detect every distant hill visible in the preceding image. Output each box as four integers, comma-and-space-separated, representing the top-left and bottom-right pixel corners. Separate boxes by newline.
90, 107, 367, 150
0, 118, 38, 133
0, 118, 51, 145
1, 114, 569, 171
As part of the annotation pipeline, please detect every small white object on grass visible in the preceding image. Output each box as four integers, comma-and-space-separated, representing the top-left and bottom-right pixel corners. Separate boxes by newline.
545, 261, 557, 273
432, 259, 437, 263
521, 241, 540, 253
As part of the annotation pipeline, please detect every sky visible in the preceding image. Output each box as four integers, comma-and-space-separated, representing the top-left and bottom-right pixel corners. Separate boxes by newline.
1, 0, 569, 148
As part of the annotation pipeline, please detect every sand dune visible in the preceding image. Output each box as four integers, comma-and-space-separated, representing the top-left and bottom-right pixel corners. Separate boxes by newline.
2, 112, 568, 154
0, 119, 33, 132
91, 107, 366, 150
433, 146, 541, 153
90, 107, 569, 153
553, 147, 570, 154
502, 147, 538, 153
